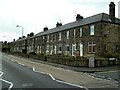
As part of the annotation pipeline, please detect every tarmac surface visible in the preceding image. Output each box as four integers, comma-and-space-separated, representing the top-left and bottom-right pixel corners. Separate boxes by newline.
2, 53, 119, 89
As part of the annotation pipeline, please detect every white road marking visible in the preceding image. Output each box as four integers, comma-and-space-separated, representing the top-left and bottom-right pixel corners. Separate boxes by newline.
0, 71, 14, 90
32, 67, 89, 90
84, 73, 104, 80
0, 78, 13, 90
56, 80, 89, 90
49, 74, 55, 80
0, 71, 3, 77
10, 60, 15, 62
32, 67, 35, 71
17, 62, 25, 66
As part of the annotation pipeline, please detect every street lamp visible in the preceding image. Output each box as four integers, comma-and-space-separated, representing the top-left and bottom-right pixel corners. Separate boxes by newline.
16, 25, 24, 37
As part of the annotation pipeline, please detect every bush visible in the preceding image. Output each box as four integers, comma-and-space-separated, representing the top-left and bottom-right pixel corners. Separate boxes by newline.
104, 52, 119, 58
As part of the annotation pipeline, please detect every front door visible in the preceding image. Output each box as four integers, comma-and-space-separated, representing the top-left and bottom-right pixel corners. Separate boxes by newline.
72, 44, 76, 56
80, 43, 83, 56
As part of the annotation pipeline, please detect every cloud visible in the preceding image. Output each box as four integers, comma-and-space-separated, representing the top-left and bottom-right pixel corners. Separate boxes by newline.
0, 0, 119, 42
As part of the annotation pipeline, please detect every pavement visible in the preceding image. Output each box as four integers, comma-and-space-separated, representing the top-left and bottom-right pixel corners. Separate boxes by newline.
2, 53, 119, 89
8, 53, 120, 73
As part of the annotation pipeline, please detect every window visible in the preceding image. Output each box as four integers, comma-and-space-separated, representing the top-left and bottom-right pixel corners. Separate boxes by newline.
43, 36, 45, 40
72, 44, 76, 56
58, 44, 62, 51
54, 34, 56, 41
66, 44, 70, 51
90, 25, 94, 36
50, 45, 53, 55
54, 45, 57, 54
80, 28, 82, 37
66, 31, 69, 39
59, 32, 61, 41
51, 34, 53, 42
88, 42, 95, 53
40, 46, 41, 53
74, 29, 76, 38
46, 45, 49, 52
47, 35, 49, 42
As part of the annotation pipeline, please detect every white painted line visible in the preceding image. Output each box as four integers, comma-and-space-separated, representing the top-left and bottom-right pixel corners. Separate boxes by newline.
11, 60, 15, 62
0, 71, 3, 77
49, 74, 55, 81
84, 73, 103, 80
33, 67, 36, 72
17, 62, 25, 66
32, 67, 89, 90
56, 80, 89, 90
0, 78, 13, 90
0, 71, 14, 90
32, 67, 47, 74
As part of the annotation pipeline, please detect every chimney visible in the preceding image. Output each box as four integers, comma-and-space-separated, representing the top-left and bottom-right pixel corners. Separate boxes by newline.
13, 39, 15, 41
76, 14, 83, 21
27, 34, 30, 37
56, 22, 62, 27
30, 32, 34, 37
44, 27, 48, 32
19, 37, 22, 39
109, 2, 115, 22
23, 36, 25, 38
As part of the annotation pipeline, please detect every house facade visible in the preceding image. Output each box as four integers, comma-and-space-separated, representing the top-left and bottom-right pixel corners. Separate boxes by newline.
10, 2, 120, 64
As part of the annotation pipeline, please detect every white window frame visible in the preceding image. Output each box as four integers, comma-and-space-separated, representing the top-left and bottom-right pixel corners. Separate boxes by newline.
67, 31, 69, 39
58, 44, 62, 53
80, 42, 83, 56
54, 45, 57, 54
46, 45, 49, 53
47, 35, 49, 42
72, 44, 76, 56
43, 36, 45, 40
66, 44, 70, 51
74, 29, 76, 38
59, 32, 61, 41
88, 42, 95, 53
40, 46, 41, 54
90, 25, 95, 36
51, 34, 53, 42
80, 28, 82, 37
50, 45, 53, 55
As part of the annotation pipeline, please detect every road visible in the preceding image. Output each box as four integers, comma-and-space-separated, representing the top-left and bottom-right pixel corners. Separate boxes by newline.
0, 53, 119, 90
1, 53, 85, 90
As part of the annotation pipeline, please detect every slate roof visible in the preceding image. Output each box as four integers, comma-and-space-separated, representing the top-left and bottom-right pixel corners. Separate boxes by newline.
33, 13, 120, 38
15, 13, 120, 41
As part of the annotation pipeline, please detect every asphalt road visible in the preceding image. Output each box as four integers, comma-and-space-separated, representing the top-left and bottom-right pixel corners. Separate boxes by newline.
1, 54, 85, 90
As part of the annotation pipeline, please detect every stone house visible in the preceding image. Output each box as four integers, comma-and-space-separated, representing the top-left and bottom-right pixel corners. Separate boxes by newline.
10, 2, 120, 60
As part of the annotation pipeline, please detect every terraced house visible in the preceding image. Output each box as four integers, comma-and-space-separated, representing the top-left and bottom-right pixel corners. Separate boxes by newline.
10, 2, 120, 66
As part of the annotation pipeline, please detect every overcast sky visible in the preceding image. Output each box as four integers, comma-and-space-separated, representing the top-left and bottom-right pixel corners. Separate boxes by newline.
0, 0, 119, 42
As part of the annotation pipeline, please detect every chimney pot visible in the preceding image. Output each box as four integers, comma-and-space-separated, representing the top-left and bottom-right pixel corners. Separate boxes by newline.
44, 27, 48, 31
56, 22, 62, 27
30, 32, 34, 37
76, 14, 83, 21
